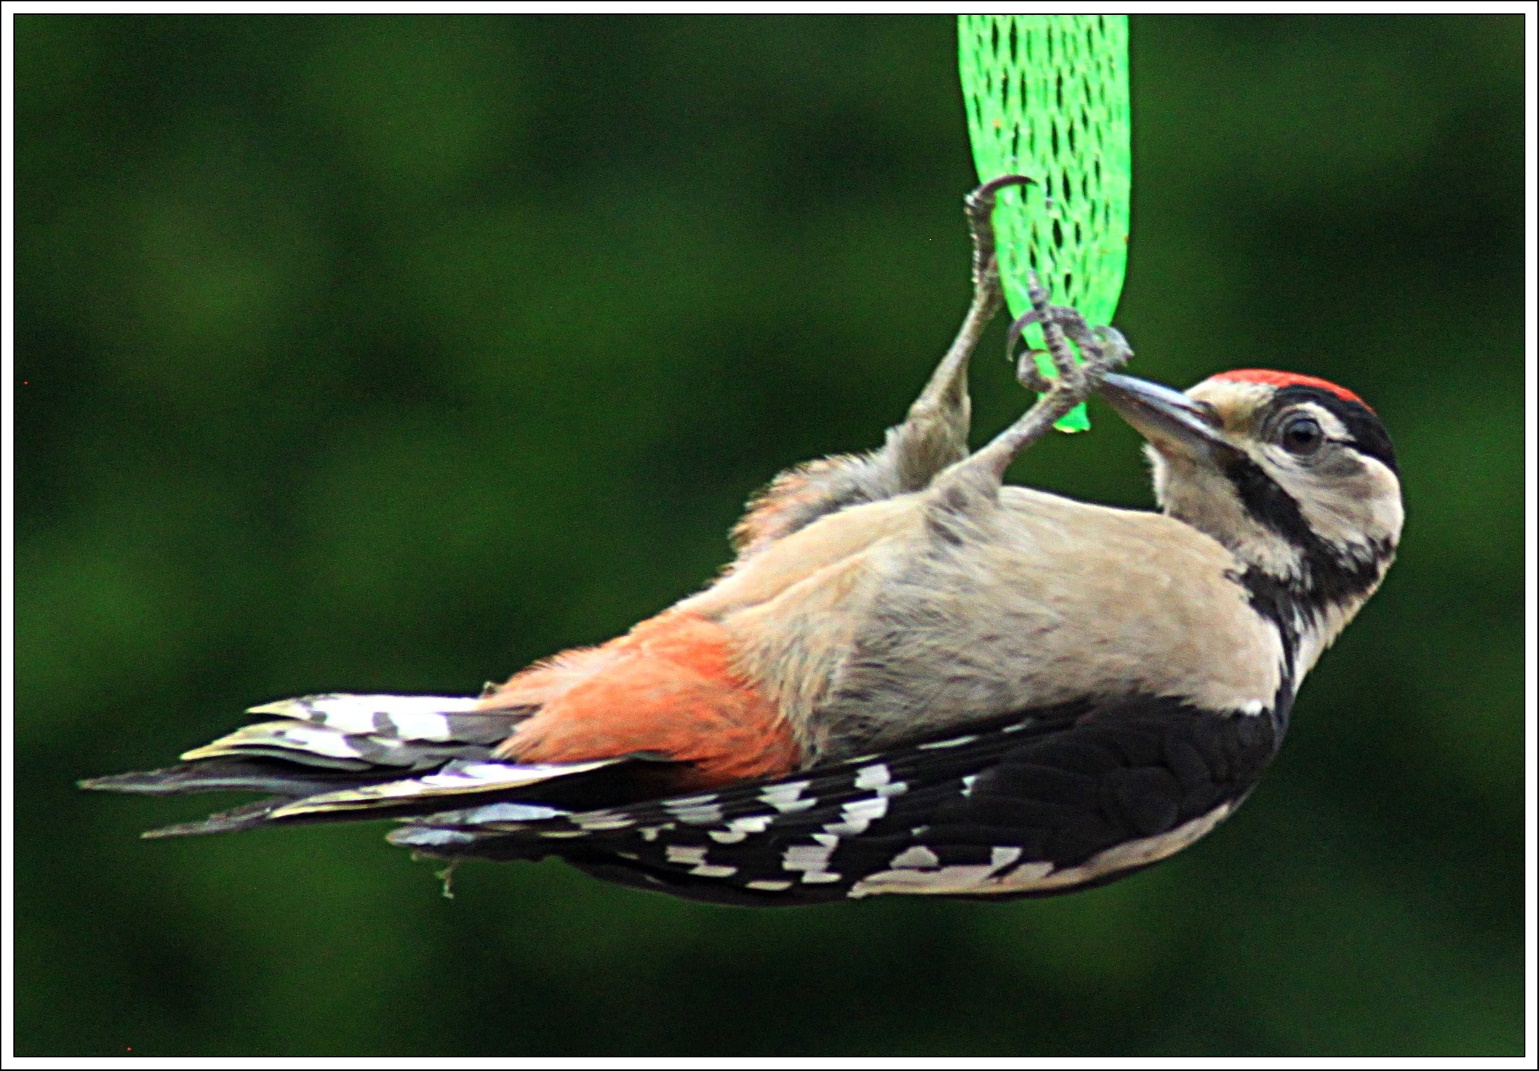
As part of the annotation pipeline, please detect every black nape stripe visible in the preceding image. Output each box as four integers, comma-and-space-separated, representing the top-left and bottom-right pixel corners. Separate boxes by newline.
1276, 385, 1398, 475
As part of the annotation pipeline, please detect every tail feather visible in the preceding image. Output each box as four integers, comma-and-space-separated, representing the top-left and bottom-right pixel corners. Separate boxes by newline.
141, 798, 294, 839
267, 758, 624, 819
78, 757, 400, 797
82, 694, 701, 841
180, 721, 494, 771
245, 694, 516, 744
176, 694, 523, 772
81, 692, 611, 836
84, 753, 641, 832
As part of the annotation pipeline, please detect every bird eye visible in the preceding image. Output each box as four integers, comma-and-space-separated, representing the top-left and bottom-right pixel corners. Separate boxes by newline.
1280, 415, 1324, 455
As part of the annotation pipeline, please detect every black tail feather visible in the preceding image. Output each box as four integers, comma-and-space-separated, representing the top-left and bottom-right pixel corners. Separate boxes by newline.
140, 798, 294, 839
81, 749, 701, 839
79, 757, 406, 798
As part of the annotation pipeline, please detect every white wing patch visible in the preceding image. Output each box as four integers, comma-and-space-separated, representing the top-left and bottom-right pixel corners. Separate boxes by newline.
848, 804, 1235, 898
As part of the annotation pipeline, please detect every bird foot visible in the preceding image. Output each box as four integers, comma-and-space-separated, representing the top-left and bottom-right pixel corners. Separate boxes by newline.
945, 276, 1133, 483
1007, 273, 1131, 394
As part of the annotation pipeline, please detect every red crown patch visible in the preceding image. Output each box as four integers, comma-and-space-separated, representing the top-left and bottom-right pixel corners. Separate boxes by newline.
1208, 369, 1371, 411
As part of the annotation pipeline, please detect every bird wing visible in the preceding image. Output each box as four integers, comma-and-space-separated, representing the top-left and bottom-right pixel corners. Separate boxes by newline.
392, 696, 1278, 905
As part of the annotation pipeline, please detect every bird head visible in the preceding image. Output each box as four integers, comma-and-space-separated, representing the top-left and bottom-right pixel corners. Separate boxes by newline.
1100, 368, 1402, 677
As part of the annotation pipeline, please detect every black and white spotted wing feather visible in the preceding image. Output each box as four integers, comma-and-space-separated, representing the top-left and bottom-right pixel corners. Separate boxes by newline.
392, 697, 1282, 905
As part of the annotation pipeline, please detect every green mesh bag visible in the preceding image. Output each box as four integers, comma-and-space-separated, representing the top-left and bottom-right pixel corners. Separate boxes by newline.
959, 14, 1131, 431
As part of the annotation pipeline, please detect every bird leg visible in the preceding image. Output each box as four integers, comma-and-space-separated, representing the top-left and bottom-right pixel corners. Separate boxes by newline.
730, 175, 1043, 555
888, 174, 1037, 491
945, 274, 1133, 486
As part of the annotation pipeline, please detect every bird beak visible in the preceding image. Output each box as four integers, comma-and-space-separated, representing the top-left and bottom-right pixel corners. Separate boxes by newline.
1099, 373, 1235, 463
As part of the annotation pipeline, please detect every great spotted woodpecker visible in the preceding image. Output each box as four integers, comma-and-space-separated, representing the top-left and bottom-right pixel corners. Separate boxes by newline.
82, 178, 1402, 905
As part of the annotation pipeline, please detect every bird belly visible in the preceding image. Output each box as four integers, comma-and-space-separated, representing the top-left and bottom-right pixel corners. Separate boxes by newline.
801, 489, 1289, 761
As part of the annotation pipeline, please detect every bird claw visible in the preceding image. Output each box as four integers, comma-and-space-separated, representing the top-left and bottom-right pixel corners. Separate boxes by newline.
1015, 350, 1054, 393
963, 174, 1036, 291
1006, 277, 1132, 395
925, 187, 1136, 491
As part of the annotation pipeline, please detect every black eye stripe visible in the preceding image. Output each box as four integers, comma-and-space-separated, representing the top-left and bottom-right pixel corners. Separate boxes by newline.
1272, 386, 1398, 475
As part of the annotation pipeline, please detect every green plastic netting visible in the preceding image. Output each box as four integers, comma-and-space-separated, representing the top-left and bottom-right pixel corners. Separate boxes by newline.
959, 14, 1131, 431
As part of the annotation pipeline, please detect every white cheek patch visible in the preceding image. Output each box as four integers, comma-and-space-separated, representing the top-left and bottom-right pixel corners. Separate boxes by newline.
1151, 447, 1306, 581
1277, 450, 1402, 556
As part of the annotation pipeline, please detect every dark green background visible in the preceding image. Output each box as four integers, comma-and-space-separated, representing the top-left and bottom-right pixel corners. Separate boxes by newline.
14, 15, 1525, 1057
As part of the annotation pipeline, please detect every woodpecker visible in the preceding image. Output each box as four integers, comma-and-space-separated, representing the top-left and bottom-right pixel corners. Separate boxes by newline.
82, 178, 1402, 905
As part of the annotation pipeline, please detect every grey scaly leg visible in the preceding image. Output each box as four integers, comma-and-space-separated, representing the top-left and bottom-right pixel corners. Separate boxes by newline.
939, 274, 1133, 489
888, 174, 1037, 491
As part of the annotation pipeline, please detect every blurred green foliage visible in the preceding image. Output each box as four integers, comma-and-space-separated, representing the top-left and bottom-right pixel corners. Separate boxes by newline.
13, 14, 1525, 1057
